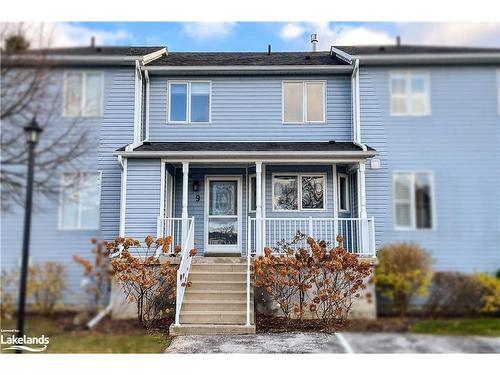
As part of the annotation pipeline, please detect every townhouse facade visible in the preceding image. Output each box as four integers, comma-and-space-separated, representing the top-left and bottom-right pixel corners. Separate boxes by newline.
1, 45, 499, 327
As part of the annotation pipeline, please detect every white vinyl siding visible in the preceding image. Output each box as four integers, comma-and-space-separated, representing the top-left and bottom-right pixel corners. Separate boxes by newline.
393, 172, 435, 230
282, 81, 325, 123
63, 71, 103, 117
59, 172, 101, 230
389, 71, 430, 116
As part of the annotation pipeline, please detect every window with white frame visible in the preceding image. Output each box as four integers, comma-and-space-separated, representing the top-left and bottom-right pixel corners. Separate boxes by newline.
168, 81, 210, 123
248, 175, 257, 212
283, 81, 325, 123
59, 172, 101, 230
272, 174, 326, 211
393, 172, 434, 230
389, 71, 430, 116
64, 71, 103, 117
338, 173, 350, 212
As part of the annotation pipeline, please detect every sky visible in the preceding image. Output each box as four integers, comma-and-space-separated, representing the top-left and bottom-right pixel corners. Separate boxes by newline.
10, 22, 500, 51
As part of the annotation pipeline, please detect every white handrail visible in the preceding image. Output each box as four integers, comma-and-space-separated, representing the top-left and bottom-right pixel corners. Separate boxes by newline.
246, 216, 251, 326
249, 217, 376, 256
174, 216, 195, 326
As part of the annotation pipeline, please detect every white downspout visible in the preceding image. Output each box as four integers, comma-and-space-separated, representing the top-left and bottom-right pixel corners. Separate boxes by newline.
351, 59, 367, 152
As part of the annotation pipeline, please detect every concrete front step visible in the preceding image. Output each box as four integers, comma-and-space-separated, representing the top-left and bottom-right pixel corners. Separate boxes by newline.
192, 256, 247, 264
182, 300, 247, 312
188, 280, 248, 291
189, 271, 248, 282
192, 263, 248, 272
184, 290, 252, 301
180, 311, 254, 324
169, 324, 255, 336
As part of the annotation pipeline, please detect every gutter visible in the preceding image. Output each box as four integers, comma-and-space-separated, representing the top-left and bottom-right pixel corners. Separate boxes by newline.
142, 65, 354, 75
353, 53, 500, 65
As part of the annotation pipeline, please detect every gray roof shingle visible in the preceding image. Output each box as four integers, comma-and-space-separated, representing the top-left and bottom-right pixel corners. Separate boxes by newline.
116, 141, 376, 153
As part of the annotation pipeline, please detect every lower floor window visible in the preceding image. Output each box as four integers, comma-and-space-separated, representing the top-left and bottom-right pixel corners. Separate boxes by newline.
59, 172, 101, 230
393, 171, 434, 230
272, 174, 326, 211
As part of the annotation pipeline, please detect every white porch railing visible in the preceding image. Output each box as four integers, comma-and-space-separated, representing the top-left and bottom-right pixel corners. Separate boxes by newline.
157, 217, 193, 254
173, 217, 195, 326
248, 217, 376, 257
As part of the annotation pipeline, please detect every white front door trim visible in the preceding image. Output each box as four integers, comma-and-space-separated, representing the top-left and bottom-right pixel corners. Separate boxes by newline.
204, 175, 243, 254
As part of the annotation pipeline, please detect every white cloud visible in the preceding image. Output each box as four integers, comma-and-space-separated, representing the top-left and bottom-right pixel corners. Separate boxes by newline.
395, 23, 500, 47
1, 22, 133, 48
279, 23, 306, 40
182, 22, 236, 40
278, 22, 393, 50
278, 22, 500, 49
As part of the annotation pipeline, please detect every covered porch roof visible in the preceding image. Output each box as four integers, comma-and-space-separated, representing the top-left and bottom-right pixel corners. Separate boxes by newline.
114, 141, 377, 161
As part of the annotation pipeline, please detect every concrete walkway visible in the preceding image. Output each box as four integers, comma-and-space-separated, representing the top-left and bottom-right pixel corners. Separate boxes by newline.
164, 332, 500, 354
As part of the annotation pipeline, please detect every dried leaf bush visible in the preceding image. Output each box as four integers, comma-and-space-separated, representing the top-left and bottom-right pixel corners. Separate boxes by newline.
109, 235, 193, 326
73, 238, 113, 314
253, 233, 372, 327
27, 262, 67, 315
375, 242, 432, 316
474, 273, 500, 315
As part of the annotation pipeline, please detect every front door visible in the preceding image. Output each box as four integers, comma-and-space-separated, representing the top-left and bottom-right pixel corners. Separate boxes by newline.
205, 176, 242, 254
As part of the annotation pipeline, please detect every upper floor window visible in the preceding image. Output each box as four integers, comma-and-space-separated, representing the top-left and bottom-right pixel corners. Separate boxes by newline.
59, 172, 101, 230
282, 81, 325, 123
272, 174, 326, 211
168, 81, 211, 123
389, 71, 430, 116
64, 71, 103, 117
393, 172, 434, 230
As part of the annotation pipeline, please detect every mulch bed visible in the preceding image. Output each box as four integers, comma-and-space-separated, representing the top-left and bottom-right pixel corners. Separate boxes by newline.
256, 313, 413, 334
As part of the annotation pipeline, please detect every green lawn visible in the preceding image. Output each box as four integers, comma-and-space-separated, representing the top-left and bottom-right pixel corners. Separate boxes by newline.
0, 317, 171, 354
410, 318, 500, 337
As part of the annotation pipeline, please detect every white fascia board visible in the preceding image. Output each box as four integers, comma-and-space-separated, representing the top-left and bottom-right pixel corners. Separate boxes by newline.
113, 150, 377, 159
354, 53, 500, 64
142, 48, 168, 65
142, 65, 354, 73
330, 46, 353, 64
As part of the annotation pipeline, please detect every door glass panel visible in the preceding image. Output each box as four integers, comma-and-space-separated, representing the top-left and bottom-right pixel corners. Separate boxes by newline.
208, 218, 238, 245
209, 181, 237, 216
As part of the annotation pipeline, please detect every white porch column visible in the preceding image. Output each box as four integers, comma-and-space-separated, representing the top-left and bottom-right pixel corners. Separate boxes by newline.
255, 161, 263, 255
181, 161, 189, 247
358, 161, 368, 253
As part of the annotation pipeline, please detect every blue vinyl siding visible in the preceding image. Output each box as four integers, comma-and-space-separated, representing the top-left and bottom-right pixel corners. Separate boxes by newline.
148, 75, 352, 142
0, 68, 113, 305
124, 159, 162, 239
361, 66, 500, 273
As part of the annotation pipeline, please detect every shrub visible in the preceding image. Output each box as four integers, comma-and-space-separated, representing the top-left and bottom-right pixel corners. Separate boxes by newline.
27, 262, 67, 315
253, 234, 372, 326
109, 235, 194, 326
474, 273, 500, 315
0, 269, 18, 319
73, 238, 113, 314
375, 242, 432, 316
425, 272, 484, 317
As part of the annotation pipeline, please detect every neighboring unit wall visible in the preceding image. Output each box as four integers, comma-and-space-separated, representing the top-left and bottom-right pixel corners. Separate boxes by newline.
361, 66, 500, 273
148, 75, 353, 142
0, 68, 108, 304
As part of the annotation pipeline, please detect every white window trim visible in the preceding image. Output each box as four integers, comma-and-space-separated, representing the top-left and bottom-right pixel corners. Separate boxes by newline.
337, 173, 350, 213
167, 80, 212, 124
58, 171, 102, 231
271, 173, 327, 212
389, 70, 431, 117
393, 170, 436, 231
62, 71, 104, 118
282, 80, 326, 124
248, 174, 256, 213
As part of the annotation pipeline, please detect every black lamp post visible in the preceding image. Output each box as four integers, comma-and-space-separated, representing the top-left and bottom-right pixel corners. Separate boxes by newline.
16, 117, 42, 354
